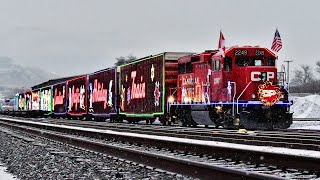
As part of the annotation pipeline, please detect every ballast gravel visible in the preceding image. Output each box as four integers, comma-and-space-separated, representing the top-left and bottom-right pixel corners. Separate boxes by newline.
0, 127, 192, 179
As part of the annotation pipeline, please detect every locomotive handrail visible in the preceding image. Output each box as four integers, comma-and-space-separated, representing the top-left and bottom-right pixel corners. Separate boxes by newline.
236, 81, 252, 114
230, 82, 236, 116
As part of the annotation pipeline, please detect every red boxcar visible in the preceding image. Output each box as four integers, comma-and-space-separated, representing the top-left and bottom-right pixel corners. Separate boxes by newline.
88, 68, 117, 120
53, 82, 67, 116
118, 52, 193, 123
67, 75, 87, 118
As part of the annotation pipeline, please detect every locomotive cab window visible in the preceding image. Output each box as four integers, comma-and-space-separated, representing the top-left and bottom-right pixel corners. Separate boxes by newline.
212, 59, 221, 71
254, 59, 262, 66
236, 57, 248, 66
186, 62, 193, 73
224, 56, 232, 71
178, 63, 186, 74
267, 57, 275, 66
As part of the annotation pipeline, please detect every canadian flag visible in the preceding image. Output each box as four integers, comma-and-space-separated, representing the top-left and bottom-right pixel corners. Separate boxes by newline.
218, 31, 225, 57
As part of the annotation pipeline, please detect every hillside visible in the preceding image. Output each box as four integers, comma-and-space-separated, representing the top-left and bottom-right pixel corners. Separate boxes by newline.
0, 56, 58, 98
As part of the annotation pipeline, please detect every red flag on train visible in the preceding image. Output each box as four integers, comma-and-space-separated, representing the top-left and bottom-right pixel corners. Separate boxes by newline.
271, 29, 282, 52
217, 31, 225, 57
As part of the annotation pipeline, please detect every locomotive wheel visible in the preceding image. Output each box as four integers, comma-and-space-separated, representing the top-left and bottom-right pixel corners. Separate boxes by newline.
214, 118, 222, 128
117, 117, 124, 123
110, 117, 115, 123
161, 117, 168, 126
185, 110, 193, 127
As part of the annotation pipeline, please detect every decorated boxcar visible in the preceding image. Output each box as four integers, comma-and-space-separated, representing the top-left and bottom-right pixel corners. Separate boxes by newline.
40, 86, 52, 115
118, 52, 193, 124
66, 75, 88, 119
25, 91, 32, 111
18, 93, 25, 111
52, 82, 67, 117
88, 68, 117, 121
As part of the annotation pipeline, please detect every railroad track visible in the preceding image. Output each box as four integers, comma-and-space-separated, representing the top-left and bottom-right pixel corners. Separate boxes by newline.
293, 118, 320, 121
13, 116, 320, 152
0, 116, 319, 179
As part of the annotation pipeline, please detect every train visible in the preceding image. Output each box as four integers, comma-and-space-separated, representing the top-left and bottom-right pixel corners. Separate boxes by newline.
0, 46, 293, 130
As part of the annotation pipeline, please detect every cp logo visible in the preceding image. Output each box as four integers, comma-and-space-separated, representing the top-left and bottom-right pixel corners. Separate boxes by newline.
251, 72, 274, 81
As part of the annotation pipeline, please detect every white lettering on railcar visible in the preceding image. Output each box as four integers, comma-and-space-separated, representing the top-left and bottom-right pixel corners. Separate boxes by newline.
251, 72, 275, 81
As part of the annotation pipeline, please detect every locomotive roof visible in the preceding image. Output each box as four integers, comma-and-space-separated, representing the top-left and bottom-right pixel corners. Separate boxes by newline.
224, 46, 276, 57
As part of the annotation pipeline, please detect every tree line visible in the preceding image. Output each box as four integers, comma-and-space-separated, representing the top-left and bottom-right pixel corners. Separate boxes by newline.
290, 61, 320, 93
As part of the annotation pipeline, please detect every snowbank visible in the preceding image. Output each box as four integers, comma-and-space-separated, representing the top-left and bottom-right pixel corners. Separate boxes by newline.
291, 94, 320, 118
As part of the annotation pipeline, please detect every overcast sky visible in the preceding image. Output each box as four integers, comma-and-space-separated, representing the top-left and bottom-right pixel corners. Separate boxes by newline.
0, 0, 319, 76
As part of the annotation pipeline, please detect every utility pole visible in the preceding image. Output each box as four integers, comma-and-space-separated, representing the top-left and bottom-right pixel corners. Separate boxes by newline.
284, 60, 293, 93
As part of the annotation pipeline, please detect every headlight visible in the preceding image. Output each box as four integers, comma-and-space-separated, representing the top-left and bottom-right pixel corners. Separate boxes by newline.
168, 96, 174, 103
251, 94, 256, 99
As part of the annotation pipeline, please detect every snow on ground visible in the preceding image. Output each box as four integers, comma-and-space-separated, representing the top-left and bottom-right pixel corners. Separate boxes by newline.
0, 164, 15, 180
288, 94, 320, 129
291, 94, 320, 118
289, 120, 320, 129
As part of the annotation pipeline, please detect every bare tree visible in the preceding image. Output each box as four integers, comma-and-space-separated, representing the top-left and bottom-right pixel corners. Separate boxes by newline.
114, 55, 137, 66
291, 64, 313, 85
316, 61, 320, 74
126, 55, 137, 63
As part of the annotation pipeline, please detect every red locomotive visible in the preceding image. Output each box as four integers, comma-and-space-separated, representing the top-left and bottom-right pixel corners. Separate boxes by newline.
2, 45, 292, 130
169, 46, 292, 129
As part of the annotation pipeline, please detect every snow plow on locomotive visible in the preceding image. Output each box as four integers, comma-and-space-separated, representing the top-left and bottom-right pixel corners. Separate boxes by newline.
168, 46, 293, 130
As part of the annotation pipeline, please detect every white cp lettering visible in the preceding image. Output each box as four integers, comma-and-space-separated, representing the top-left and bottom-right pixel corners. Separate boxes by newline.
251, 72, 274, 81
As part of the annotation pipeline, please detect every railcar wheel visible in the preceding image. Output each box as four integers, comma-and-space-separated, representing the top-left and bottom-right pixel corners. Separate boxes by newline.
117, 116, 124, 123
150, 118, 155, 124
185, 110, 193, 127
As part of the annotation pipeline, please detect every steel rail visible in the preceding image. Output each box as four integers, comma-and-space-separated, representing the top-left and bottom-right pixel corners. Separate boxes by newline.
0, 117, 319, 174
0, 120, 286, 179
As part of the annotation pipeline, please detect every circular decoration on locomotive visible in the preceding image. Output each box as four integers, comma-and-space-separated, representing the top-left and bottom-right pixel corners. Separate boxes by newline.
257, 81, 281, 106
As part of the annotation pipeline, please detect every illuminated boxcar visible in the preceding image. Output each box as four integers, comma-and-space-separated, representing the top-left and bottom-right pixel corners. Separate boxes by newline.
88, 68, 117, 121
40, 86, 52, 116
66, 75, 88, 119
18, 93, 25, 111
32, 89, 40, 111
25, 91, 32, 111
52, 82, 67, 117
118, 52, 193, 124
168, 46, 292, 129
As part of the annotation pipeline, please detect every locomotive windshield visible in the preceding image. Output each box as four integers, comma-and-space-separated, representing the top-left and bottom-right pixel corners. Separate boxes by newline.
235, 57, 275, 67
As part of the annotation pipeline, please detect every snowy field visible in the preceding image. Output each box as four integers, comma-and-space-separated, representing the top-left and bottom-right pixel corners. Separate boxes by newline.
291, 94, 320, 118
0, 164, 15, 180
290, 94, 320, 130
